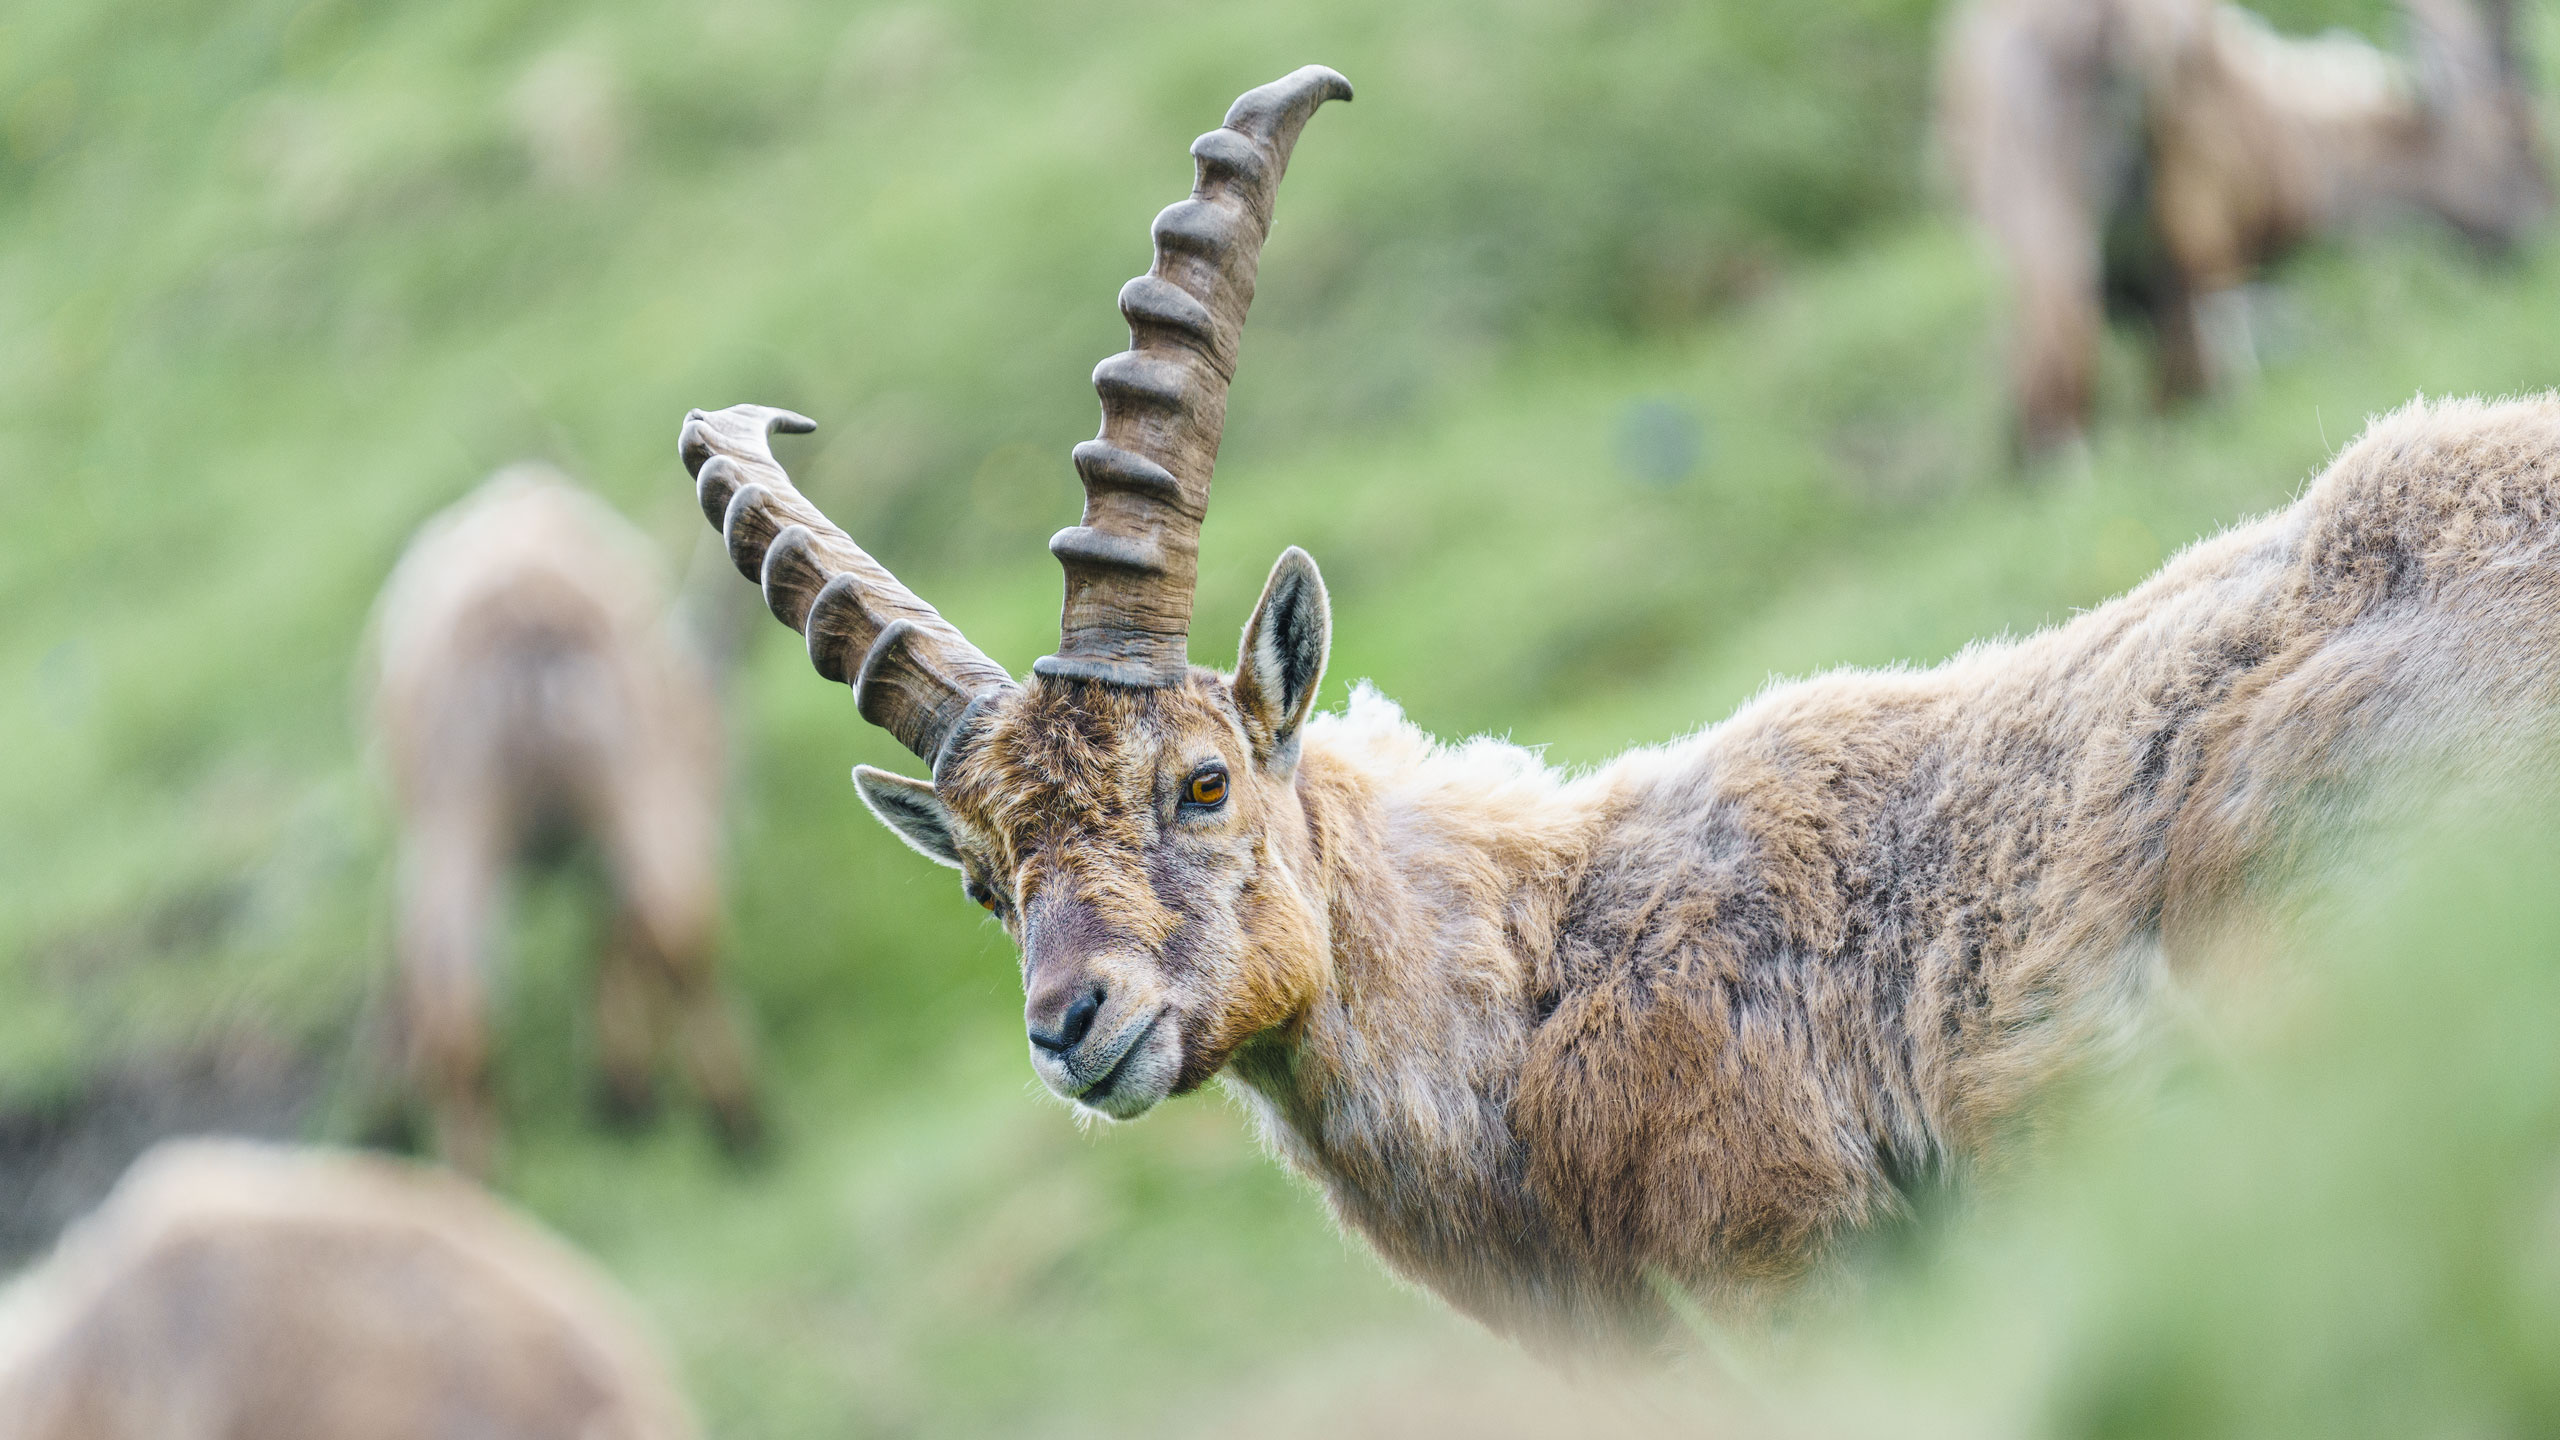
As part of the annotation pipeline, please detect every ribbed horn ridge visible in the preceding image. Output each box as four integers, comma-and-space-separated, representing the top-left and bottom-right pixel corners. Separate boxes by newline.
1035, 65, 1352, 688
679, 404, 1014, 768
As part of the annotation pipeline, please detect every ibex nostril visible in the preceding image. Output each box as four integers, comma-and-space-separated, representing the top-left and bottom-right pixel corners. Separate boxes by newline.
1029, 985, 1105, 1054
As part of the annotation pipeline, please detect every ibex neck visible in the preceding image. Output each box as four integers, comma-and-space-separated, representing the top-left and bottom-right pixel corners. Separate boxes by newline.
1221, 689, 1609, 1320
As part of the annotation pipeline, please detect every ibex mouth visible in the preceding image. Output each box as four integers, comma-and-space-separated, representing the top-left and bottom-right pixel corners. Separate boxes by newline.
1066, 1007, 1162, 1093
1048, 1005, 1174, 1119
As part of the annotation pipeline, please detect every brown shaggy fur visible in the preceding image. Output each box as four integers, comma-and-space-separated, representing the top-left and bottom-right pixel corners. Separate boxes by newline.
370, 468, 759, 1175
0, 1140, 698, 1440
884, 396, 2560, 1348
1941, 0, 2546, 456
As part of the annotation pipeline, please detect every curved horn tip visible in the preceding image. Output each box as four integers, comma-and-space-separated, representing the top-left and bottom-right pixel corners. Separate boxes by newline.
1222, 65, 1353, 136
679, 404, 819, 474
699, 401, 817, 435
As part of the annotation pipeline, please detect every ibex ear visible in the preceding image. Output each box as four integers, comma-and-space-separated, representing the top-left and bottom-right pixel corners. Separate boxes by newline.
1233, 547, 1330, 772
853, 765, 964, 868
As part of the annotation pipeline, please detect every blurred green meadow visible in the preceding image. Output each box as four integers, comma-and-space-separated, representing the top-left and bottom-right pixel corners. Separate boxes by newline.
3, 0, 2558, 1434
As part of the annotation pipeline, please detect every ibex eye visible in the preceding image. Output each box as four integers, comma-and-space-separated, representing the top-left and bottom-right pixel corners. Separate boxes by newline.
1185, 767, 1228, 808
965, 879, 999, 912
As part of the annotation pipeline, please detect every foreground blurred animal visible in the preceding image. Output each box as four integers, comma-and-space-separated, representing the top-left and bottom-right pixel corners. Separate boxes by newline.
674, 68, 2560, 1347
0, 1140, 697, 1440
372, 469, 759, 1175
1941, 0, 2546, 457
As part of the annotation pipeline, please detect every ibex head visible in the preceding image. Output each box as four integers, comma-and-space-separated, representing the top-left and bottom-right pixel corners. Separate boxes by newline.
679, 67, 1350, 1118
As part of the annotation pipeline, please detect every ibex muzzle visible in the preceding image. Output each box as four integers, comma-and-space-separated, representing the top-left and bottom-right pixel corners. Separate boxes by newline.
1013, 894, 1158, 1114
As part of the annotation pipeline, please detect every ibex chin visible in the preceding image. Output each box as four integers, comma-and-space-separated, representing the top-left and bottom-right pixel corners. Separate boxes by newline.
371, 468, 760, 1175
677, 68, 2560, 1346
0, 1140, 698, 1440
1942, 0, 2547, 457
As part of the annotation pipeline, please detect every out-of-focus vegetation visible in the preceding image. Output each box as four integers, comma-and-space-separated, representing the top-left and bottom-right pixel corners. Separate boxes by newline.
2, 0, 2557, 1434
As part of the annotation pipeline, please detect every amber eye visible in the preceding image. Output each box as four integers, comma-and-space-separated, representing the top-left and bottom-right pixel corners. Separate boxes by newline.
966, 879, 999, 912
1185, 768, 1228, 808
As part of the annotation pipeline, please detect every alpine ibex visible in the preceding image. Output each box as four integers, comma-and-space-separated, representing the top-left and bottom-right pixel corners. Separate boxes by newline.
1941, 0, 2547, 457
371, 468, 760, 1176
675, 68, 2560, 1346
0, 1140, 698, 1440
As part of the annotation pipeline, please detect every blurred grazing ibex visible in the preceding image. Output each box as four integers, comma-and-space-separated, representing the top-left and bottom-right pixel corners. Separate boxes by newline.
0, 1140, 698, 1440
372, 469, 760, 1175
676, 68, 2560, 1347
1941, 0, 2547, 457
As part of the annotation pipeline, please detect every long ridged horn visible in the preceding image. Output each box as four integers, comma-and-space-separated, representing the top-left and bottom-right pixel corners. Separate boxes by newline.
679, 404, 1014, 768
1035, 65, 1352, 688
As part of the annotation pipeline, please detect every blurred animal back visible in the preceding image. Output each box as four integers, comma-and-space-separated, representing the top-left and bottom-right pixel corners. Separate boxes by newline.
0, 1139, 699, 1440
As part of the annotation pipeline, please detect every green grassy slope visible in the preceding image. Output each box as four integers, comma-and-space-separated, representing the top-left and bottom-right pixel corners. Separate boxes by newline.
6, 0, 2560, 1435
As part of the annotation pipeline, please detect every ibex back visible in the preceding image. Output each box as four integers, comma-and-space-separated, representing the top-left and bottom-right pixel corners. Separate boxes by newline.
676, 69, 2560, 1346
372, 469, 760, 1175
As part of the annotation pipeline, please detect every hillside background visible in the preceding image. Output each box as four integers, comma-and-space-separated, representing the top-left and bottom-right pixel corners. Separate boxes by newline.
5, 0, 2559, 1434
